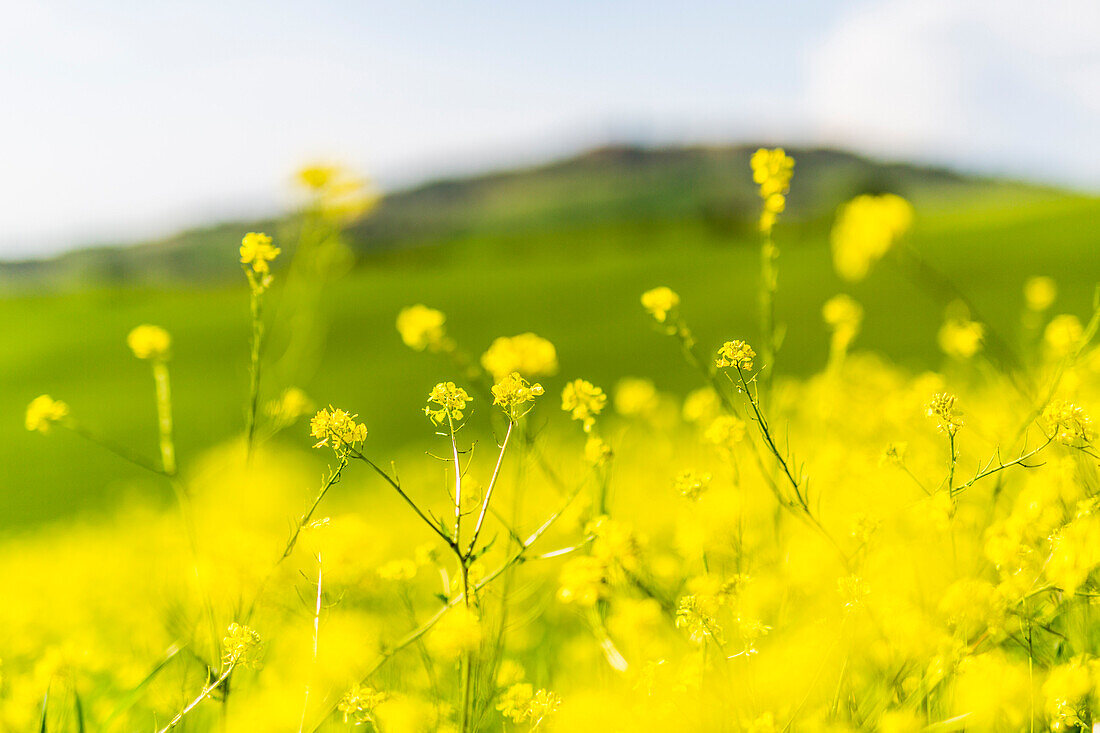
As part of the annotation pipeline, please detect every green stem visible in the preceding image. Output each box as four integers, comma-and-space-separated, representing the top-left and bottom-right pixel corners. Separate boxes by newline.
152, 360, 176, 475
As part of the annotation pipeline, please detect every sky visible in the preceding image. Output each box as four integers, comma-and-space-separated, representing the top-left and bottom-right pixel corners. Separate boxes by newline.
1, 0, 1098, 258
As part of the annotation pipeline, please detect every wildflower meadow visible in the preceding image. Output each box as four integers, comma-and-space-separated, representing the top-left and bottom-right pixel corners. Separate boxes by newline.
6, 151, 1100, 733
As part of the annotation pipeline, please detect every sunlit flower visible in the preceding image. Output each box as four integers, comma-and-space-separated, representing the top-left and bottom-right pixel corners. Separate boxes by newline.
561, 379, 606, 432
1024, 276, 1057, 312
222, 623, 263, 669
641, 286, 680, 323
310, 406, 368, 449
239, 232, 280, 275
491, 372, 544, 420
926, 393, 963, 436
830, 193, 913, 281
127, 324, 171, 361
25, 395, 69, 433
425, 382, 471, 425
396, 305, 448, 352
938, 318, 984, 359
716, 340, 756, 370
481, 333, 558, 380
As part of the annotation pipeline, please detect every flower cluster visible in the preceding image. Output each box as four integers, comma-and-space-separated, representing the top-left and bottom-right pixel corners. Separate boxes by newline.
480, 333, 558, 380
127, 324, 171, 361
239, 232, 281, 276
926, 393, 963, 436
640, 286, 680, 323
613, 377, 659, 417
674, 469, 711, 501
938, 317, 985, 359
296, 163, 380, 223
25, 395, 69, 433
491, 371, 544, 420
309, 407, 368, 450
561, 379, 607, 432
396, 304, 448, 352
823, 294, 863, 356
1043, 401, 1094, 446
264, 387, 314, 425
428, 605, 482, 658
336, 684, 389, 725
830, 193, 913, 281
715, 340, 756, 370
1045, 314, 1083, 357
222, 623, 263, 670
496, 683, 561, 724
424, 382, 471, 425
750, 148, 795, 232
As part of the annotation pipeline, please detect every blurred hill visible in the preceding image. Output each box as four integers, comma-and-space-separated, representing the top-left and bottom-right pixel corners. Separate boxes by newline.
0, 144, 1051, 290
3, 142, 1097, 528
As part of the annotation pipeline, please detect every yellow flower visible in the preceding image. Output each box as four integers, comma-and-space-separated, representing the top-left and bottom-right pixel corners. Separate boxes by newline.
424, 382, 471, 425
750, 148, 795, 232
264, 387, 314, 423
378, 558, 418, 582
297, 164, 339, 191
830, 193, 913, 281
396, 305, 447, 352
491, 372, 544, 420
674, 470, 711, 501
496, 659, 526, 687
682, 387, 722, 425
557, 555, 607, 606
296, 163, 380, 222
222, 623, 263, 669
337, 684, 388, 724
584, 435, 612, 466
127, 324, 171, 361
1024, 276, 1057, 311
613, 377, 659, 417
715, 340, 756, 370
1045, 314, 1083, 357
309, 406, 368, 449
496, 684, 561, 724
641, 286, 680, 323
704, 415, 746, 448
561, 379, 607, 432
25, 395, 69, 433
823, 294, 863, 354
926, 393, 963, 436
429, 605, 482, 658
938, 318, 984, 359
239, 232, 280, 275
481, 333, 558, 380
497, 682, 535, 723
1043, 401, 1094, 445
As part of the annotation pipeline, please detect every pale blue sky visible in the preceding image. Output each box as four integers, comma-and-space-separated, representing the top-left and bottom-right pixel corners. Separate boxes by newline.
1, 0, 1097, 256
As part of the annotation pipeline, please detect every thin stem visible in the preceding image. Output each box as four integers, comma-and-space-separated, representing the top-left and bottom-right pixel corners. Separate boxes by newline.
152, 360, 176, 476
298, 553, 323, 733
156, 665, 234, 733
66, 423, 166, 477
281, 456, 349, 561
309, 485, 583, 732
467, 421, 514, 558
348, 449, 456, 549
759, 232, 779, 397
245, 283, 264, 462
448, 413, 463, 544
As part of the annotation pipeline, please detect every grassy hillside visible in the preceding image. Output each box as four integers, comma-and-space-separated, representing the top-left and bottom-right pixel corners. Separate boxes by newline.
1, 146, 1096, 531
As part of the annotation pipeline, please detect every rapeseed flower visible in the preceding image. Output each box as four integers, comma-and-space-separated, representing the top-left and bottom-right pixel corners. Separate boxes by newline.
424, 382, 471, 425
127, 324, 171, 360
25, 395, 69, 433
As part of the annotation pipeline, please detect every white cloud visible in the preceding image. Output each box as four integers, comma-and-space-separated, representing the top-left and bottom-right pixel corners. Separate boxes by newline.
805, 0, 1100, 186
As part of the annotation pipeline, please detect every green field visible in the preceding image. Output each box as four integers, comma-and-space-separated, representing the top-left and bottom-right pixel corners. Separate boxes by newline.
2, 146, 1098, 529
